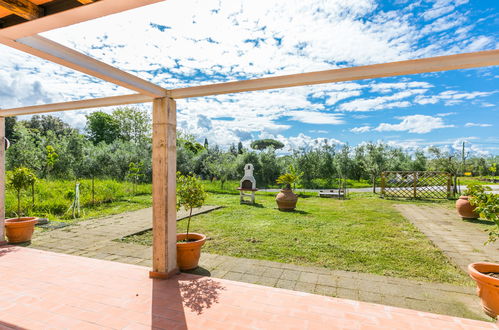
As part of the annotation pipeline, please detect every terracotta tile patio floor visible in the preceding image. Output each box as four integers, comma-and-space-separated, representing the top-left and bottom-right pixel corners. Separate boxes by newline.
0, 246, 496, 329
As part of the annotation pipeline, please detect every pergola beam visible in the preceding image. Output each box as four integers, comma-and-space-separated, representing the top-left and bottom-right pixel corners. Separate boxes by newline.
76, 0, 95, 4
0, 35, 167, 97
170, 49, 499, 99
0, 94, 153, 117
0, 0, 165, 40
0, 0, 41, 20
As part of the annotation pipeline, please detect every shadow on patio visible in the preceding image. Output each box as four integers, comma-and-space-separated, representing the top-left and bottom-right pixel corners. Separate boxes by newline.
151, 276, 225, 328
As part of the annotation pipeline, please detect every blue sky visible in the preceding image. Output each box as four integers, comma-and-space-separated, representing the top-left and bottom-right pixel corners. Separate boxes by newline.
0, 0, 498, 154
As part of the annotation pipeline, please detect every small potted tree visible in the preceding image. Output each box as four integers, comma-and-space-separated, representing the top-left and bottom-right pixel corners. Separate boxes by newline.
5, 167, 38, 243
275, 165, 303, 211
176, 172, 207, 270
455, 184, 488, 219
467, 192, 499, 318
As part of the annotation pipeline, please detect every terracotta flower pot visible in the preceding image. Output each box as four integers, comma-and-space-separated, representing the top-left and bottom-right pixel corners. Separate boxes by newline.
176, 233, 206, 271
276, 188, 298, 211
468, 262, 499, 318
4, 217, 38, 243
456, 196, 479, 219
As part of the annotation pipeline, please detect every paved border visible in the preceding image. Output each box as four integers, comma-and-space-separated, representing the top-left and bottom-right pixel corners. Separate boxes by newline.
395, 204, 499, 272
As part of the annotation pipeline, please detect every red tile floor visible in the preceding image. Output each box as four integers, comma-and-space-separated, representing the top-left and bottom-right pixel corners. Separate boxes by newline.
0, 245, 496, 329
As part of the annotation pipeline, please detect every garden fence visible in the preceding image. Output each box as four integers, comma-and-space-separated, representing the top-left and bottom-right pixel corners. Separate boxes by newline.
381, 171, 454, 199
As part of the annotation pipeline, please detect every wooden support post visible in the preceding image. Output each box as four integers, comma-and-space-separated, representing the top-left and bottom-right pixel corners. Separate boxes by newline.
413, 172, 418, 199
380, 172, 386, 198
0, 117, 5, 245
447, 173, 452, 199
149, 98, 178, 279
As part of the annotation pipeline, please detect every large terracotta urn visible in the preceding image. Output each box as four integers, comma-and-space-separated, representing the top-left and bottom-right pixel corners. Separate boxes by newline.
176, 233, 206, 271
456, 196, 479, 219
276, 188, 298, 211
4, 217, 38, 243
468, 262, 499, 318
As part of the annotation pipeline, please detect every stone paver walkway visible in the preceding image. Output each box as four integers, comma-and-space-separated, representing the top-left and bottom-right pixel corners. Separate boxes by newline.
30, 206, 220, 266
395, 204, 499, 272
26, 206, 489, 321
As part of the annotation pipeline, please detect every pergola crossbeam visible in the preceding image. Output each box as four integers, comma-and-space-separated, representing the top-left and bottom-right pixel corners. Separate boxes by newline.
0, 35, 167, 97
170, 49, 499, 99
0, 0, 41, 20
0, 94, 153, 117
0, 0, 165, 40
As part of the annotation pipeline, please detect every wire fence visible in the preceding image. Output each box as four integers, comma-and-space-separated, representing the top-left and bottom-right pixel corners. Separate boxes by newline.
381, 171, 454, 199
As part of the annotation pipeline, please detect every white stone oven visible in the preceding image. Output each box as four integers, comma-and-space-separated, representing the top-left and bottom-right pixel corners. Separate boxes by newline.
237, 164, 258, 203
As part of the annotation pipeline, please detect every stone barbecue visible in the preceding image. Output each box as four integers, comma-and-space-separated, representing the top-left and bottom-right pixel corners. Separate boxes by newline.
237, 164, 258, 203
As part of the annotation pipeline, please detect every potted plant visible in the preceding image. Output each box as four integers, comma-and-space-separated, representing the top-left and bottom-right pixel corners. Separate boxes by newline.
176, 172, 207, 271
4, 167, 38, 243
455, 183, 488, 219
467, 192, 499, 318
275, 165, 303, 211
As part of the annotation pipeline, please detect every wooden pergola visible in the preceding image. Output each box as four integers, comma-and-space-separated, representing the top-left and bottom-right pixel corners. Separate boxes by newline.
0, 0, 498, 278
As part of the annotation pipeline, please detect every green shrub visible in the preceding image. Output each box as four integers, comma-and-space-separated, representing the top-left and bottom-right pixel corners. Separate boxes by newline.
470, 192, 499, 243
463, 183, 490, 197
8, 167, 37, 218
177, 173, 207, 241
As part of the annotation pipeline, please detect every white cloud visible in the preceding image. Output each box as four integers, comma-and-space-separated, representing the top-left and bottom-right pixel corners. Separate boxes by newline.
338, 89, 426, 112
465, 122, 492, 127
421, 12, 467, 34
374, 115, 453, 134
422, 0, 469, 21
383, 135, 491, 156
414, 90, 496, 106
261, 133, 343, 152
286, 111, 344, 125
325, 91, 362, 105
466, 36, 494, 52
350, 126, 371, 133
369, 81, 433, 93
436, 112, 456, 117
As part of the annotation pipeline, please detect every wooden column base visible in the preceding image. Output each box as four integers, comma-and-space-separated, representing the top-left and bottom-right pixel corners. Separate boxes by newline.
149, 268, 179, 279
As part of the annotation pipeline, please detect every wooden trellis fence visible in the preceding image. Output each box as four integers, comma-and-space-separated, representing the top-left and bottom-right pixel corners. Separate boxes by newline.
381, 171, 454, 199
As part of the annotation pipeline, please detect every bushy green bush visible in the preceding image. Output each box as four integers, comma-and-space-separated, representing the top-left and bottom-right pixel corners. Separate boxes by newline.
470, 192, 499, 243
463, 183, 490, 197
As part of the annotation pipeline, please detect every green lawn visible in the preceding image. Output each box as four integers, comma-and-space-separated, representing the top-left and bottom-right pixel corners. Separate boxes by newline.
201, 178, 372, 193
124, 192, 470, 285
458, 176, 499, 186
7, 178, 152, 225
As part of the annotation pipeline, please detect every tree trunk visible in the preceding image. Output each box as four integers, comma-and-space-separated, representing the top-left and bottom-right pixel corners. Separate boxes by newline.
186, 208, 193, 241
372, 174, 376, 193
